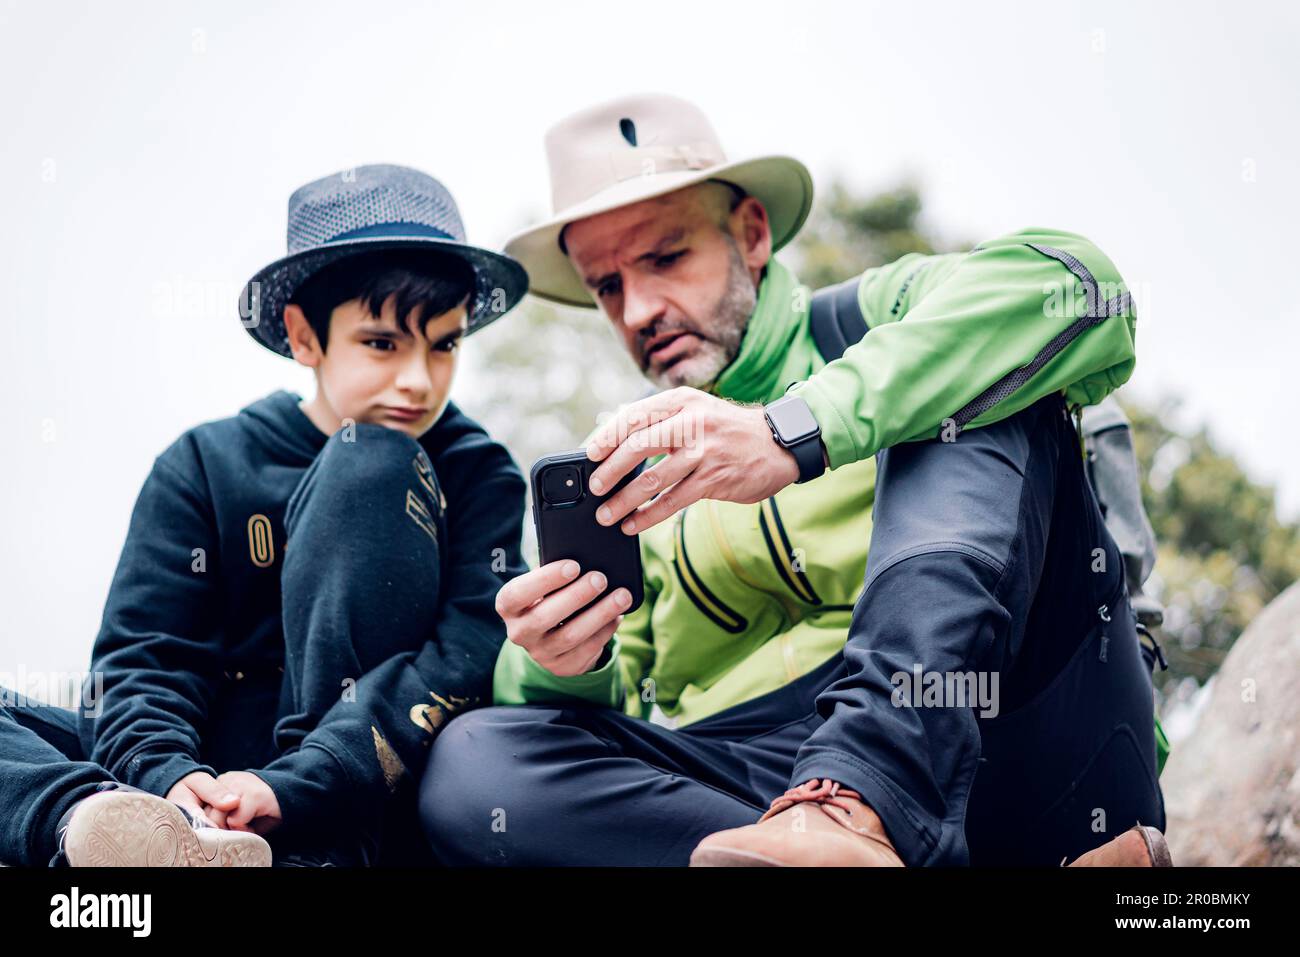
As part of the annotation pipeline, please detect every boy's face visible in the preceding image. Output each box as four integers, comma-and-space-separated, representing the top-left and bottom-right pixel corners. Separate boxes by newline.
283, 293, 469, 439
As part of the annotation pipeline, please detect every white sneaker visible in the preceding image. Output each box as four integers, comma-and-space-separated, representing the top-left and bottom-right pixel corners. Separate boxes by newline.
59, 787, 271, 867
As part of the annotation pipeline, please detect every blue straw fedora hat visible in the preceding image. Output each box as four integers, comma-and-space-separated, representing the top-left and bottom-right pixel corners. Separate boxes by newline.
238, 164, 529, 358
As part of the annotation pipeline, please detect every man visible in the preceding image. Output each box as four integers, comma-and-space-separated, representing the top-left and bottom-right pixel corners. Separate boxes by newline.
418, 94, 1167, 867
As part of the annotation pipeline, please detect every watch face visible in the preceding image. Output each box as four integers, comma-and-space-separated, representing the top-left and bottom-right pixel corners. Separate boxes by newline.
769, 397, 820, 444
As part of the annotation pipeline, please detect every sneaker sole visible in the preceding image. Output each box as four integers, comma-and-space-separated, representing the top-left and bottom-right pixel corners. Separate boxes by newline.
689, 845, 785, 867
1136, 824, 1174, 867
63, 791, 271, 867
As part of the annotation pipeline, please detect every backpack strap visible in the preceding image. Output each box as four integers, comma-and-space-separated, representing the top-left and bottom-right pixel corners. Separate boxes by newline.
809, 276, 868, 363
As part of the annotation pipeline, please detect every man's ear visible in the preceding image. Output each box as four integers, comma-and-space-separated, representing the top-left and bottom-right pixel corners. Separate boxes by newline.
283, 303, 322, 367
732, 195, 773, 276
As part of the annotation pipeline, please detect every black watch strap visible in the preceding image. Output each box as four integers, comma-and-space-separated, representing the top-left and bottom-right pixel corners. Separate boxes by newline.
765, 395, 825, 484
785, 433, 824, 484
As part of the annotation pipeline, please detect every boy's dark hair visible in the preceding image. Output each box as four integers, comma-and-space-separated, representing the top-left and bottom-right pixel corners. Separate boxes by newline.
289, 249, 476, 352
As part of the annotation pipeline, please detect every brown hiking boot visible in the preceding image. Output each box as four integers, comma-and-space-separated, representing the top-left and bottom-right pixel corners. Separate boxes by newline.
1065, 824, 1173, 867
690, 778, 904, 867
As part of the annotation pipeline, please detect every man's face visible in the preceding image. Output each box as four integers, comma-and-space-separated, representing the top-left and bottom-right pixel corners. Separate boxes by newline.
562, 182, 771, 389
285, 294, 468, 438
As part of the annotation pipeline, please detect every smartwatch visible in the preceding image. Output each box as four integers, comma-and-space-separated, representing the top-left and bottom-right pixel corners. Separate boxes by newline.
763, 394, 825, 484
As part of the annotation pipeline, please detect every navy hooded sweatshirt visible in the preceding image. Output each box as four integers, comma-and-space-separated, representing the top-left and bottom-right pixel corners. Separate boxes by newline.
77, 390, 526, 831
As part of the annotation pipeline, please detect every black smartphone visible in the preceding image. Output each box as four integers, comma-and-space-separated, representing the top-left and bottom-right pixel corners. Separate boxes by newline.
530, 450, 645, 615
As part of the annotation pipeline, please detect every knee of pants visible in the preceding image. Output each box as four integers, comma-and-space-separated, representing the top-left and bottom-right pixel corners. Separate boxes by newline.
851, 547, 1011, 676
418, 706, 530, 852
1, 689, 86, 760
288, 423, 438, 531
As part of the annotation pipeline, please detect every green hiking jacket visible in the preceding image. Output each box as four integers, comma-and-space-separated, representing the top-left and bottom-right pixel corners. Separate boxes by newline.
494, 228, 1138, 727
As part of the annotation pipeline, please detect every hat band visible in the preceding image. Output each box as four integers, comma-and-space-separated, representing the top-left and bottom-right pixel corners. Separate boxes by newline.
605, 142, 720, 181
325, 221, 456, 244
551, 142, 722, 212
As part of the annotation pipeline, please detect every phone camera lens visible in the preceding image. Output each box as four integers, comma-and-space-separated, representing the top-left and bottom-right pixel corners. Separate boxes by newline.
542, 465, 584, 505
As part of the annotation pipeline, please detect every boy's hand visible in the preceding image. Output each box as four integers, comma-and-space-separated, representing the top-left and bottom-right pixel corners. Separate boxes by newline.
165, 771, 240, 828
495, 560, 628, 677
214, 771, 283, 836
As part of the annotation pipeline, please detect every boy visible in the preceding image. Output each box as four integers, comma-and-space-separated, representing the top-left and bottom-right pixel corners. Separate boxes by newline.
0, 164, 529, 866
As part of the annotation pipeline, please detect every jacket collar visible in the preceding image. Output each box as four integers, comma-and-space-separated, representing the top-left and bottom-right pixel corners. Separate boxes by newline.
709, 257, 810, 405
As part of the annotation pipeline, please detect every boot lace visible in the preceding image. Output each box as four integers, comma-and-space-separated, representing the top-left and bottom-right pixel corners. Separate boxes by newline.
759, 777, 863, 822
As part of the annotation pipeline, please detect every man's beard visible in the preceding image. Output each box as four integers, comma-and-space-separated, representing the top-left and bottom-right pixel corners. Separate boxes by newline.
643, 238, 755, 390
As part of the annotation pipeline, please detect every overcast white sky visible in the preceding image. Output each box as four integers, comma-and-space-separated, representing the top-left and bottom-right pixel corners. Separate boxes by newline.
1, 0, 1295, 673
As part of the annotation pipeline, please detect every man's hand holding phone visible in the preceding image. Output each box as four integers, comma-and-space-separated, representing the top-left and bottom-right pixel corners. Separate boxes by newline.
495, 559, 631, 676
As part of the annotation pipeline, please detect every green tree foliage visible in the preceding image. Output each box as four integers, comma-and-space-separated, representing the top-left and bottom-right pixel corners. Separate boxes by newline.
1124, 398, 1300, 691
